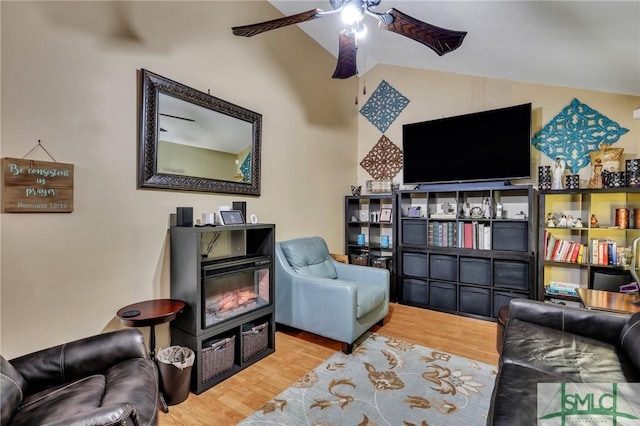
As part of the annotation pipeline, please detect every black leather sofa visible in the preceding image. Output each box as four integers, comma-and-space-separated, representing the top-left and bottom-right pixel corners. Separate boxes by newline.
1, 328, 159, 426
487, 299, 640, 425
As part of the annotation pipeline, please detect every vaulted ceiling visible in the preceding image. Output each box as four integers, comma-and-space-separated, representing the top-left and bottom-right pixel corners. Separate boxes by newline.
268, 1, 640, 96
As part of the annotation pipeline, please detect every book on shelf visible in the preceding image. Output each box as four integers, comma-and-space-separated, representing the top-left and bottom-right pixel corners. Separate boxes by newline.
456, 221, 490, 250
544, 231, 585, 263
483, 225, 491, 250
430, 213, 456, 219
546, 281, 581, 297
463, 222, 473, 249
429, 221, 457, 248
588, 238, 623, 266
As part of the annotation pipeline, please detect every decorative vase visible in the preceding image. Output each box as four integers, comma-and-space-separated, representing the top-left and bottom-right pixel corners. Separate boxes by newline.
626, 159, 639, 187
565, 174, 579, 190
538, 166, 551, 190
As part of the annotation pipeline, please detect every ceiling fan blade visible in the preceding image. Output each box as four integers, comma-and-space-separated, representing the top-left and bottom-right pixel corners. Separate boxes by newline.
232, 9, 322, 37
160, 113, 195, 122
379, 8, 467, 56
332, 30, 358, 79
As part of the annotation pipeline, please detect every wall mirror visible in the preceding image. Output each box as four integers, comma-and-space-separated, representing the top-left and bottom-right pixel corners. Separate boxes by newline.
138, 69, 261, 195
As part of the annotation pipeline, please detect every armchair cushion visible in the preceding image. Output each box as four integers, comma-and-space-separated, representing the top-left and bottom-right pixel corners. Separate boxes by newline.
15, 375, 108, 426
280, 237, 337, 279
282, 238, 338, 279
0, 357, 25, 425
620, 312, 640, 370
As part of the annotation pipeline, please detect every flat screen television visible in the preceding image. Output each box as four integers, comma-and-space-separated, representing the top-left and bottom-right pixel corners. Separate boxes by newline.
402, 103, 532, 185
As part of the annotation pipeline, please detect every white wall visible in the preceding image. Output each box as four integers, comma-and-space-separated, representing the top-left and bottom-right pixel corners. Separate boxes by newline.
0, 1, 358, 358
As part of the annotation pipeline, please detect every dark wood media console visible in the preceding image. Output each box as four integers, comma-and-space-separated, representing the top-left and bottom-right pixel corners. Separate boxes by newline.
169, 223, 275, 394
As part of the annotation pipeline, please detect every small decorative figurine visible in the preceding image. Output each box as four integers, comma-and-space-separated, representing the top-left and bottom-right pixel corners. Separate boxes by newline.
470, 206, 483, 218
552, 157, 566, 190
463, 202, 471, 218
590, 214, 598, 228
558, 214, 568, 227
575, 218, 583, 228
547, 213, 555, 227
483, 198, 491, 218
566, 215, 576, 227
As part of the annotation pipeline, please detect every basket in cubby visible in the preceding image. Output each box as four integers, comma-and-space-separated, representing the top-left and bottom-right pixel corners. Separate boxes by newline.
241, 322, 269, 361
201, 336, 235, 383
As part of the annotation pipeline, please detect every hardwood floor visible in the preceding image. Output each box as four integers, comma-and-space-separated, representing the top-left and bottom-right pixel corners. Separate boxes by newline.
159, 303, 499, 425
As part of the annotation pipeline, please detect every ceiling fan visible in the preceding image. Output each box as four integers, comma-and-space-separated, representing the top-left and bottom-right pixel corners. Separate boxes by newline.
231, 0, 467, 79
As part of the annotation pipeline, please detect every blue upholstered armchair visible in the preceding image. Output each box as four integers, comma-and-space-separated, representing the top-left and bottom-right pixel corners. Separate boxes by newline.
275, 236, 390, 353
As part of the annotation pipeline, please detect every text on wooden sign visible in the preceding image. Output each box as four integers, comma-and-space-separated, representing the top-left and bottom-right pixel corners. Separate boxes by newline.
2, 157, 74, 213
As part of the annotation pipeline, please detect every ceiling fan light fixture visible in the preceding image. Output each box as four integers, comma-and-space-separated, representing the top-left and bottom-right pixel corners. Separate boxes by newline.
354, 23, 367, 40
342, 3, 364, 25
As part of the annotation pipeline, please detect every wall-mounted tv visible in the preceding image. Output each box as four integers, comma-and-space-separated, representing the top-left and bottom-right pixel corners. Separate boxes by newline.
402, 103, 532, 185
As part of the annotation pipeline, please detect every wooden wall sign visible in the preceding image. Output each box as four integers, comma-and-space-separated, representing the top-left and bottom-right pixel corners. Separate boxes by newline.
2, 157, 74, 213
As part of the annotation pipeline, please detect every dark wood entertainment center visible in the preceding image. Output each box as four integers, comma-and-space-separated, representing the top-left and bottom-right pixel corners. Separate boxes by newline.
347, 183, 538, 321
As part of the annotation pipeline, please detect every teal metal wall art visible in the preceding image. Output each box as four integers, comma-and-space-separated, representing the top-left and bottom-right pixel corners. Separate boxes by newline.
359, 80, 410, 133
240, 153, 251, 181
532, 98, 629, 174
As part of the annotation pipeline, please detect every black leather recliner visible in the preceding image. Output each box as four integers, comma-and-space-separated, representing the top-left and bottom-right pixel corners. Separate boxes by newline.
1, 328, 159, 426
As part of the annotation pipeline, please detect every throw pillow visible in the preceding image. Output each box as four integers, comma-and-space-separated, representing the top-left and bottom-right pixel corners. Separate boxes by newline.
620, 312, 640, 370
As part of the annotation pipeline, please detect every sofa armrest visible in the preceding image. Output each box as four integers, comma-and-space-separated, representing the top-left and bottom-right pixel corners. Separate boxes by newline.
508, 299, 630, 345
10, 328, 149, 392
41, 403, 141, 426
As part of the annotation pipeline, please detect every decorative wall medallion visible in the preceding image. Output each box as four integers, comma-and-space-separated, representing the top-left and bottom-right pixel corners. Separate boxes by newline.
531, 98, 629, 174
360, 135, 403, 179
359, 80, 410, 133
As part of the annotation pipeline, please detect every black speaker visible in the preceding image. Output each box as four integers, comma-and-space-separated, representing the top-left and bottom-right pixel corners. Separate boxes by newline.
232, 201, 246, 221
176, 207, 193, 227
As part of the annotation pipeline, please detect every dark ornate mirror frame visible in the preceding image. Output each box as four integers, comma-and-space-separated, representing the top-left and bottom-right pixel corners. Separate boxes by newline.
138, 69, 262, 195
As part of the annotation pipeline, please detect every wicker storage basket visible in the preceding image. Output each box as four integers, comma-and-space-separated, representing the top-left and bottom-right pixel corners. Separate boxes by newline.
201, 336, 235, 383
241, 322, 269, 361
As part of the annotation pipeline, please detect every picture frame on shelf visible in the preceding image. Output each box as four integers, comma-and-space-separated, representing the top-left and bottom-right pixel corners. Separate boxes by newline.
379, 208, 392, 223
218, 209, 245, 225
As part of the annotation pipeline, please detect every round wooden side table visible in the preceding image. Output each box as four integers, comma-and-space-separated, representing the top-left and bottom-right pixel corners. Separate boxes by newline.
117, 299, 186, 360
117, 298, 186, 413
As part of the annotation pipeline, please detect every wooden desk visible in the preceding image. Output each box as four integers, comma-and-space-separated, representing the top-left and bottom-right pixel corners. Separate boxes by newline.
576, 288, 640, 315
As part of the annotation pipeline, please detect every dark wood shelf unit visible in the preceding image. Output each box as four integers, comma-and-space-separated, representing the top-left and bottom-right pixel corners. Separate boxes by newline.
169, 224, 276, 394
395, 184, 538, 321
344, 194, 397, 300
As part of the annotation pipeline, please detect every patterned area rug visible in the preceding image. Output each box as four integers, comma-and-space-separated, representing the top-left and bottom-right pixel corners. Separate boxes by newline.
238, 332, 497, 425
